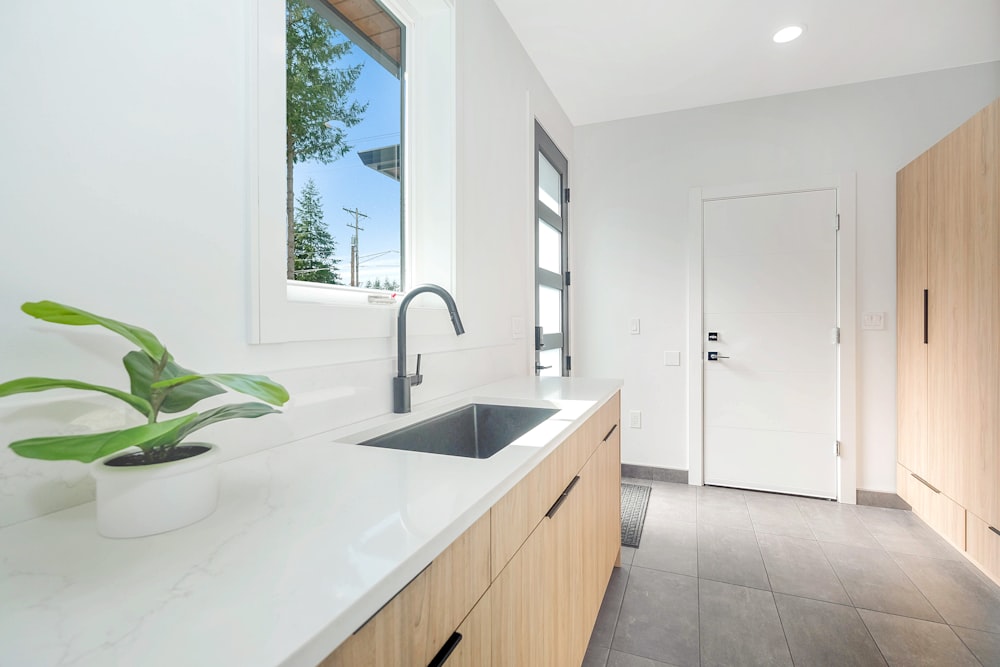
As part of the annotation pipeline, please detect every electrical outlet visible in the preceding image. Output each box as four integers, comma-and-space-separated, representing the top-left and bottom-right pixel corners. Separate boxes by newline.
663, 350, 680, 366
629, 410, 642, 428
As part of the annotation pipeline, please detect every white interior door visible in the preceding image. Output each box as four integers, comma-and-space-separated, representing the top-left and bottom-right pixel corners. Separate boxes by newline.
703, 190, 839, 498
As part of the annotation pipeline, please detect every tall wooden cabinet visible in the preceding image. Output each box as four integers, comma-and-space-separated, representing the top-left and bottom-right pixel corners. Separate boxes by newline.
897, 97, 1000, 580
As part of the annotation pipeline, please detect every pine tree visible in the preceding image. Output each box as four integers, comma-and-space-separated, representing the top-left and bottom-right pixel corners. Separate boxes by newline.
294, 179, 341, 284
286, 0, 368, 278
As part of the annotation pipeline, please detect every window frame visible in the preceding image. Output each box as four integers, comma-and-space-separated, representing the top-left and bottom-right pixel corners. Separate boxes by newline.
248, 0, 456, 345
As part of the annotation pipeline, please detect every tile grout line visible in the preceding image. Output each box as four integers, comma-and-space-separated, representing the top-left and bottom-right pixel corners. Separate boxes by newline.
746, 491, 796, 666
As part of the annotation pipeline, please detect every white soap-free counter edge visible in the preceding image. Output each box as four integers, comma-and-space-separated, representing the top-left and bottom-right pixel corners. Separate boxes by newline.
0, 376, 622, 667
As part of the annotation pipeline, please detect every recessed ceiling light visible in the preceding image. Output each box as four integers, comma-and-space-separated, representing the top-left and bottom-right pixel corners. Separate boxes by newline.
773, 25, 804, 44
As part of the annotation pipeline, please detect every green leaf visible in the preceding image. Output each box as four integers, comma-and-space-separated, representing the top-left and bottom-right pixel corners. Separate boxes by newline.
152, 373, 290, 407
22, 301, 169, 361
0, 377, 152, 417
123, 351, 224, 413
9, 415, 196, 463
175, 402, 281, 442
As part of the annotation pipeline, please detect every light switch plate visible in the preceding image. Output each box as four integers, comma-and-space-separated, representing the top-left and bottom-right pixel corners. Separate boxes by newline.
629, 410, 641, 428
862, 312, 886, 330
663, 350, 680, 366
629, 318, 640, 335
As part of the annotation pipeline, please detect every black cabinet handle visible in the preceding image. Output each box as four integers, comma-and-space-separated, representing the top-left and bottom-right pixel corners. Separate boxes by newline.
989, 526, 1000, 538
546, 476, 581, 519
923, 289, 928, 344
603, 424, 618, 442
427, 632, 463, 667
911, 472, 940, 494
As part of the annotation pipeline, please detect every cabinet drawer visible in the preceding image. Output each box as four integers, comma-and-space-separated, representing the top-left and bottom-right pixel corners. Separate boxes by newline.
966, 512, 1000, 586
491, 414, 598, 579
897, 463, 965, 550
321, 512, 491, 667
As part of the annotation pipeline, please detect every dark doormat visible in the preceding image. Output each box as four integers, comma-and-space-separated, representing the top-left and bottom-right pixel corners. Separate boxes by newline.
621, 483, 651, 548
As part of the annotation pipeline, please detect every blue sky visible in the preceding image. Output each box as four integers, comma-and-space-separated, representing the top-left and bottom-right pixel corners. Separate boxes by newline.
293, 35, 402, 287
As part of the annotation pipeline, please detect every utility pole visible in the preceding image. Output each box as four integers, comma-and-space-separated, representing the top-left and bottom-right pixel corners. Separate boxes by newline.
343, 207, 368, 287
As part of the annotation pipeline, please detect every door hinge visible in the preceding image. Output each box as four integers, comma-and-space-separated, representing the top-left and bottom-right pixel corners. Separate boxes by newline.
565, 355, 572, 372
835, 441, 841, 457
832, 326, 841, 344
565, 271, 571, 286
564, 187, 570, 203
835, 213, 840, 231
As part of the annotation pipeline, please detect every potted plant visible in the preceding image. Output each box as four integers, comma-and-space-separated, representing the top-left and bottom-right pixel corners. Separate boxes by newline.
0, 301, 289, 538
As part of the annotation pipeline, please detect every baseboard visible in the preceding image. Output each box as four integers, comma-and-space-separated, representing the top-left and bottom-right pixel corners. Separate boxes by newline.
857, 489, 911, 510
621, 464, 688, 485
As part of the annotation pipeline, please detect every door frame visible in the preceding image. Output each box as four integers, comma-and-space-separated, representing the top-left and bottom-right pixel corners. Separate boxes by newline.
533, 120, 570, 376
686, 174, 858, 503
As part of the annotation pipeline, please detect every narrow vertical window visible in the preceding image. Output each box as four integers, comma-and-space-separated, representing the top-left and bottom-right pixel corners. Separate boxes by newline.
286, 0, 405, 291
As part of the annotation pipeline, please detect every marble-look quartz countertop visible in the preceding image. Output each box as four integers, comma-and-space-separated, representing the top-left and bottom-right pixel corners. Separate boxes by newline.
0, 376, 622, 667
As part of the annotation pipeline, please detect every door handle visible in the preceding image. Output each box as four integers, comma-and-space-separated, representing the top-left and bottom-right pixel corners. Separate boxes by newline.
707, 352, 729, 361
535, 364, 552, 371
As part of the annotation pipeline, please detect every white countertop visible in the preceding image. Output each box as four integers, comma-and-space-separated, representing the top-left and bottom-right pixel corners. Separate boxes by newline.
0, 376, 621, 667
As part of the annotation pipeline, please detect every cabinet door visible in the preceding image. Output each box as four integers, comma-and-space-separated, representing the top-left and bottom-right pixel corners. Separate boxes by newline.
927, 100, 1000, 514
441, 589, 491, 667
896, 152, 929, 477
491, 504, 555, 666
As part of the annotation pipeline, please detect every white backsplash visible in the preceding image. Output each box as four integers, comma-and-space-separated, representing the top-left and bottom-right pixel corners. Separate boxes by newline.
0, 345, 524, 528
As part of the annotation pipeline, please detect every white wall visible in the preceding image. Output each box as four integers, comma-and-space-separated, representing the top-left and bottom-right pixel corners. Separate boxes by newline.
572, 62, 1000, 492
0, 0, 572, 526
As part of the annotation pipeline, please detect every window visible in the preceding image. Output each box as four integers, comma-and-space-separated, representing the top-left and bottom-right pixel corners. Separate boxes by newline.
534, 122, 569, 376
286, 0, 405, 292
250, 0, 456, 344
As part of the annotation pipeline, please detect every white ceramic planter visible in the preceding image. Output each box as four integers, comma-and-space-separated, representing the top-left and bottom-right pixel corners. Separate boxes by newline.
91, 444, 219, 538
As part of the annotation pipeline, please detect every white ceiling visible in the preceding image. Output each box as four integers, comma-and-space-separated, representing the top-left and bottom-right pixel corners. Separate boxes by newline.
491, 0, 1000, 126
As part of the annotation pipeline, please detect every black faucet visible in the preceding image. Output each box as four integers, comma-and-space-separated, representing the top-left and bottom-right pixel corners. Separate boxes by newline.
393, 284, 465, 413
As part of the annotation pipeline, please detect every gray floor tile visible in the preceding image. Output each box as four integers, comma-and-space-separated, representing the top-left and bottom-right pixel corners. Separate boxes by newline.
953, 626, 1000, 666
892, 551, 1000, 634
590, 565, 630, 648
619, 546, 636, 566
646, 484, 697, 524
583, 645, 611, 667
821, 541, 943, 622
798, 500, 882, 549
757, 532, 851, 604
698, 579, 792, 667
633, 518, 697, 577
856, 506, 963, 560
606, 649, 679, 667
612, 566, 699, 667
774, 593, 887, 666
859, 609, 980, 667
697, 522, 769, 590
745, 493, 815, 539
697, 486, 753, 530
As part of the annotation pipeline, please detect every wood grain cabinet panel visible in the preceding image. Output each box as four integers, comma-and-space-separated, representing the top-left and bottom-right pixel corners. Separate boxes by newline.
897, 463, 965, 550
896, 152, 929, 478
967, 511, 1000, 586
443, 588, 492, 667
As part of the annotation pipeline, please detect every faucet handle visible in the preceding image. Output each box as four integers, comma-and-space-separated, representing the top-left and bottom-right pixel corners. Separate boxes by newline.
411, 354, 424, 387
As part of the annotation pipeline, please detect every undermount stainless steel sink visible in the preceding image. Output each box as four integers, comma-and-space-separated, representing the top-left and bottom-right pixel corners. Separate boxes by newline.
358, 403, 560, 459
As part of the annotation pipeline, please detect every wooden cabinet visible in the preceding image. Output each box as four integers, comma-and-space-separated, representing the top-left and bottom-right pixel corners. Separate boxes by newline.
897, 97, 1000, 579
320, 391, 622, 667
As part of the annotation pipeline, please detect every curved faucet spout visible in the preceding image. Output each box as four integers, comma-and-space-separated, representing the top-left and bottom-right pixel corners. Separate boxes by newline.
394, 284, 465, 413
